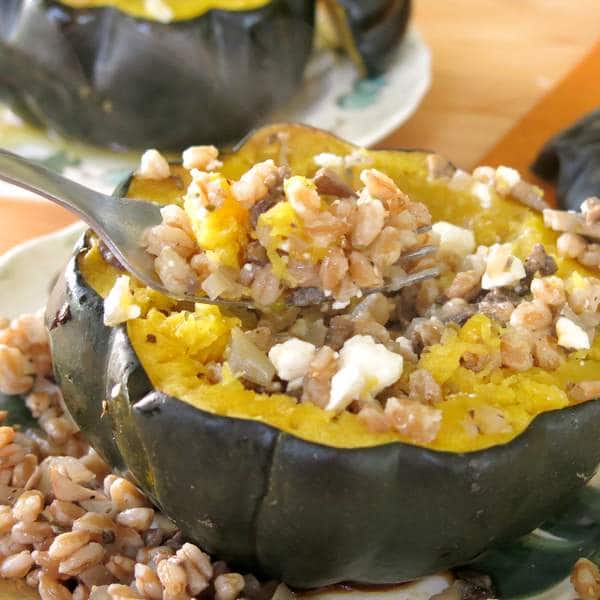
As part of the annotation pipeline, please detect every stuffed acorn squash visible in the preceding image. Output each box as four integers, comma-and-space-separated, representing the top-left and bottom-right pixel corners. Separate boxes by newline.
0, 0, 411, 149
0, 0, 315, 148
46, 124, 600, 587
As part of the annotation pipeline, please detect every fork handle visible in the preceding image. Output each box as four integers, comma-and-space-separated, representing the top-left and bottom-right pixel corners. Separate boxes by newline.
0, 149, 110, 232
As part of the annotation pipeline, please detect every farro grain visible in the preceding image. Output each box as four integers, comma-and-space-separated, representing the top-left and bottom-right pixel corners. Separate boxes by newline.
0, 549, 33, 578
556, 232, 587, 259
106, 583, 143, 599
11, 520, 53, 545
509, 300, 553, 332
116, 508, 154, 532
38, 572, 72, 600
384, 396, 442, 444
105, 554, 135, 582
12, 454, 38, 488
319, 247, 349, 291
154, 247, 198, 297
109, 479, 148, 511
501, 329, 534, 371
352, 198, 385, 248
215, 573, 245, 600
0, 345, 33, 395
156, 557, 187, 596
0, 533, 27, 556
72, 583, 90, 600
78, 564, 113, 588
49, 531, 91, 561
45, 501, 86, 528
409, 369, 442, 405
533, 336, 564, 370
58, 542, 105, 576
72, 513, 118, 542
446, 270, 481, 301
470, 405, 512, 435
569, 381, 600, 404
12, 489, 44, 522
357, 404, 391, 433
571, 558, 600, 600
0, 504, 15, 534
134, 563, 163, 600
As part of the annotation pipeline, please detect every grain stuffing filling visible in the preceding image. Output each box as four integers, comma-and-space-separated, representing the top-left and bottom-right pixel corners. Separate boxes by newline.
86, 146, 600, 452
139, 146, 437, 306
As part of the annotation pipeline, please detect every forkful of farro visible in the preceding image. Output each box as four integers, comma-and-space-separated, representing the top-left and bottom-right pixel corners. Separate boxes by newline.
0, 144, 440, 311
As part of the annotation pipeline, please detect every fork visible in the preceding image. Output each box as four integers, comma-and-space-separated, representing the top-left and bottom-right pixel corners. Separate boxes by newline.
0, 149, 439, 309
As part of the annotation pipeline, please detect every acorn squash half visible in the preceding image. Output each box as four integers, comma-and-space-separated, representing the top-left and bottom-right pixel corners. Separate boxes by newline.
46, 124, 600, 588
317, 0, 411, 75
0, 0, 315, 149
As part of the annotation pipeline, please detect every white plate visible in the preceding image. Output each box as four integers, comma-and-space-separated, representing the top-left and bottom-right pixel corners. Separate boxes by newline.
0, 28, 430, 198
0, 222, 86, 318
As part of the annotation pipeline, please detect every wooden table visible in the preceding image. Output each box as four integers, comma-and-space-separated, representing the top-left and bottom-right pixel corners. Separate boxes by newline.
1, 0, 600, 255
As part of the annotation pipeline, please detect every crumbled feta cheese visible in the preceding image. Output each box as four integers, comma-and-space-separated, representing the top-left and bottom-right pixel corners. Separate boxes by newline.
494, 166, 520, 196
432, 221, 476, 259
183, 168, 210, 222
313, 150, 371, 171
448, 169, 473, 192
103, 275, 141, 327
344, 149, 372, 168
555, 317, 590, 350
313, 153, 344, 169
327, 335, 403, 413
144, 0, 174, 23
481, 243, 526, 290
472, 166, 496, 184
138, 149, 170, 180
268, 338, 316, 382
471, 181, 492, 209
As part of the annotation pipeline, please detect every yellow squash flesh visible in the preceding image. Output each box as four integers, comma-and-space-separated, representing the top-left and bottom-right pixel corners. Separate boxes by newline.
57, 0, 271, 21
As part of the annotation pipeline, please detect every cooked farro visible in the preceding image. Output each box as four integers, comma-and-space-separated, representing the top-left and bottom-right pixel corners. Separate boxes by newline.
0, 311, 279, 600
140, 147, 436, 308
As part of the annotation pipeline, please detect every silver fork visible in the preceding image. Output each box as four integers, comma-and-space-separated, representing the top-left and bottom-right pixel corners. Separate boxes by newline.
0, 149, 439, 309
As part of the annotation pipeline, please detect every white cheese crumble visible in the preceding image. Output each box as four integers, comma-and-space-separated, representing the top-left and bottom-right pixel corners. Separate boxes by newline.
268, 338, 317, 382
313, 153, 344, 169
481, 243, 526, 290
555, 317, 590, 350
144, 0, 174, 23
448, 169, 473, 192
471, 181, 492, 209
138, 149, 170, 180
313, 150, 371, 171
472, 166, 496, 184
103, 275, 141, 327
327, 335, 403, 413
432, 221, 476, 259
494, 166, 521, 196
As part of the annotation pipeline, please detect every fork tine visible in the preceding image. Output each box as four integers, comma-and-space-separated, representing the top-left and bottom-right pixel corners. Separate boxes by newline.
398, 244, 438, 263
384, 267, 441, 292
361, 266, 441, 298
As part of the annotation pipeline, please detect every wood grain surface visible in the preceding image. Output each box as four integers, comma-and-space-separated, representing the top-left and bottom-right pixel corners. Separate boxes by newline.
1, 0, 600, 255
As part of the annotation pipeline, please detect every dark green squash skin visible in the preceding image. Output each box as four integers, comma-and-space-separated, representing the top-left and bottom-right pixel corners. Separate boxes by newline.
0, 0, 315, 149
336, 0, 411, 74
46, 234, 600, 587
